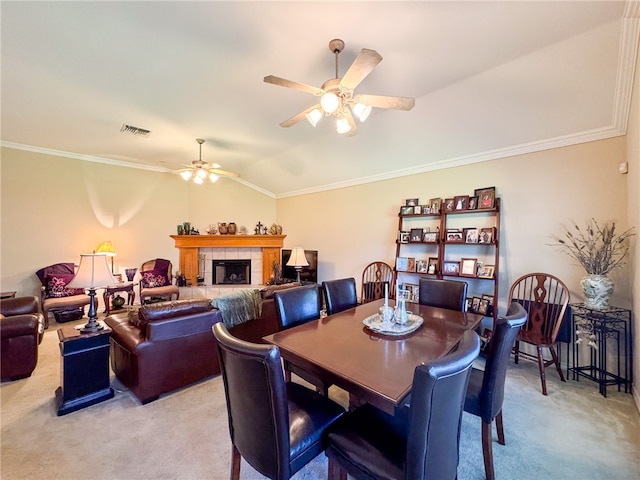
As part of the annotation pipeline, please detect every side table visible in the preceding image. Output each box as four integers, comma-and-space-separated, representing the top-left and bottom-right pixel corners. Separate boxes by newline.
103, 282, 137, 316
55, 325, 114, 415
569, 303, 633, 397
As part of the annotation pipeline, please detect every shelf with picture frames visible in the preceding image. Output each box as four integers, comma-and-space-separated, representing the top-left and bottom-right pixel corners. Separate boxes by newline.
393, 189, 501, 323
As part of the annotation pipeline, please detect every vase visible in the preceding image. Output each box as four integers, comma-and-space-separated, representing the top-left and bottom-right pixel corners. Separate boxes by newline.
580, 274, 614, 310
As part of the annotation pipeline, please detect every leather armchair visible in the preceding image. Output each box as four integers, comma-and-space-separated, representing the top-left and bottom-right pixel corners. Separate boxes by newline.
104, 299, 222, 404
1, 296, 46, 381
139, 258, 180, 305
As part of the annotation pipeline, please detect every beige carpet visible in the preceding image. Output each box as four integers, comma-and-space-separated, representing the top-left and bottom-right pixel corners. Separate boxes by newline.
1, 319, 639, 480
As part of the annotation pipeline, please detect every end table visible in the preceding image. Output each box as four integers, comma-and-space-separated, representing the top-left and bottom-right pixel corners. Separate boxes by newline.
55, 325, 114, 415
103, 282, 137, 316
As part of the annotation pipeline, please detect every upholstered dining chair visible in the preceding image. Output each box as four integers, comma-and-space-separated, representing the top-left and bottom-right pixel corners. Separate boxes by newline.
419, 277, 468, 311
273, 284, 328, 394
212, 323, 345, 480
508, 272, 570, 395
325, 330, 480, 480
322, 277, 358, 315
35, 262, 92, 328
361, 261, 395, 303
463, 302, 527, 480
139, 258, 180, 305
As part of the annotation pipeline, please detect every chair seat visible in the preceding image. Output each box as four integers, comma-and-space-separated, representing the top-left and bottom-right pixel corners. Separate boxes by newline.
43, 295, 91, 309
140, 285, 179, 297
327, 404, 407, 480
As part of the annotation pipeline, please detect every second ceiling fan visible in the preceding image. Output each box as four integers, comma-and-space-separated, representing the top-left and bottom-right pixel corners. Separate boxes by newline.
264, 39, 415, 136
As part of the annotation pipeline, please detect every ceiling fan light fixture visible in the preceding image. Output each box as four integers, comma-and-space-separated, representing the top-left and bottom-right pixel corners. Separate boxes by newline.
180, 170, 193, 181
193, 175, 204, 185
305, 108, 323, 127
336, 116, 351, 134
320, 91, 340, 114
353, 103, 372, 122
209, 173, 219, 183
196, 168, 207, 180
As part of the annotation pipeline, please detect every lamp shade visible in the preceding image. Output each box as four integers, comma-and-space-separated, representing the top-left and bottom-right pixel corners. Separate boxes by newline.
67, 254, 117, 289
95, 241, 116, 256
286, 247, 309, 268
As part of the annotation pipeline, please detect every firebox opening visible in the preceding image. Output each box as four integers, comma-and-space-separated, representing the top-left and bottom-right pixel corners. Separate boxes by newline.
212, 260, 251, 285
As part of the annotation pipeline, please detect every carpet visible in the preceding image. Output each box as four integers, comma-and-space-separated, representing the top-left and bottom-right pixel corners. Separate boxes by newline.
1, 322, 638, 480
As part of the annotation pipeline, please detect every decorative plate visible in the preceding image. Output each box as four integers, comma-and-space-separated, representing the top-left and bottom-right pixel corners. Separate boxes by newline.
363, 313, 424, 336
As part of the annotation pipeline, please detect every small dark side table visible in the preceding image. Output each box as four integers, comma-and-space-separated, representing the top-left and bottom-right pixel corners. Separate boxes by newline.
55, 325, 114, 416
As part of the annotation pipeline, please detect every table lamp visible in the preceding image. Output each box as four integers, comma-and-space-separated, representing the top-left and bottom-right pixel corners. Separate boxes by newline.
67, 253, 117, 333
95, 241, 116, 274
286, 247, 309, 283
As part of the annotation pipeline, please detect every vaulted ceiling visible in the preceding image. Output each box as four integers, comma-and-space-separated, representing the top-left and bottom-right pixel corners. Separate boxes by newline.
2, 1, 638, 197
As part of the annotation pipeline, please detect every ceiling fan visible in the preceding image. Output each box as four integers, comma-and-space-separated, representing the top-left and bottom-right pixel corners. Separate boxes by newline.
264, 38, 415, 136
176, 138, 240, 184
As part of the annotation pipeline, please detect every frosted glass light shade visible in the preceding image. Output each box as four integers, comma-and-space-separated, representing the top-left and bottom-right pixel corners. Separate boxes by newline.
305, 108, 323, 127
180, 171, 192, 181
67, 254, 117, 289
196, 169, 207, 179
209, 173, 219, 183
336, 117, 351, 134
353, 103, 372, 122
320, 92, 339, 114
193, 176, 204, 185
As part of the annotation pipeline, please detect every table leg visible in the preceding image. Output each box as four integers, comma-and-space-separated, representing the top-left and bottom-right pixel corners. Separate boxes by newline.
103, 290, 111, 316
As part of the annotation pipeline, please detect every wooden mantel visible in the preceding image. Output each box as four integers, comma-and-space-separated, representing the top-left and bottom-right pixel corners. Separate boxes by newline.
170, 235, 286, 286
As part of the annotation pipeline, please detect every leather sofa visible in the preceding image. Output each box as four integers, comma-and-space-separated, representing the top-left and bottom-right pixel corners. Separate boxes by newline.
0, 296, 46, 381
105, 299, 222, 404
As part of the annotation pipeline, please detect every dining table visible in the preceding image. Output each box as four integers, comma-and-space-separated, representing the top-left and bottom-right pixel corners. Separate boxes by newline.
263, 298, 484, 415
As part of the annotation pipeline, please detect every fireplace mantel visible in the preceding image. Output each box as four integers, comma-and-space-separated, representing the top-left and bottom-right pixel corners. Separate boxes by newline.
170, 235, 286, 286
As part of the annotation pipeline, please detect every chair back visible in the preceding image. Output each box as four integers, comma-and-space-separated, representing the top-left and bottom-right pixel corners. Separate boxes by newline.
140, 258, 173, 285
508, 273, 569, 343
322, 278, 357, 315
406, 330, 480, 480
478, 302, 527, 422
361, 261, 394, 303
418, 278, 468, 311
273, 284, 322, 330
212, 323, 292, 479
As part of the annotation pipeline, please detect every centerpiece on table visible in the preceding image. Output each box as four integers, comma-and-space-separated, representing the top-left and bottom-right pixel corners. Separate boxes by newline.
550, 218, 635, 309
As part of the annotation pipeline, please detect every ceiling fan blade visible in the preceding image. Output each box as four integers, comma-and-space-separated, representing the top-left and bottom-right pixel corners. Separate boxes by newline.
354, 94, 415, 111
264, 75, 324, 96
209, 168, 240, 178
279, 104, 321, 128
340, 48, 383, 91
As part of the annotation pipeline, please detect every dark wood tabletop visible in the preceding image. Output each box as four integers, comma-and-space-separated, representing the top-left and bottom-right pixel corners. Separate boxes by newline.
263, 298, 484, 415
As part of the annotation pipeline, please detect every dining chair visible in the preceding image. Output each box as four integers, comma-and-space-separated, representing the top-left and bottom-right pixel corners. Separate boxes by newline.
463, 302, 527, 480
139, 258, 180, 305
322, 277, 358, 315
418, 277, 468, 311
361, 261, 394, 303
325, 330, 480, 480
212, 323, 345, 480
508, 272, 569, 395
273, 284, 328, 394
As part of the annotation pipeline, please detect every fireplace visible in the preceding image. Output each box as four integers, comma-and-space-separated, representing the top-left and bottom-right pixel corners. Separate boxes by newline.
212, 260, 251, 285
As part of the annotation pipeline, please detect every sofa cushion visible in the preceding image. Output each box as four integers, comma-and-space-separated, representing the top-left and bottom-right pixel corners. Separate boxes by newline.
135, 299, 213, 330
45, 273, 85, 298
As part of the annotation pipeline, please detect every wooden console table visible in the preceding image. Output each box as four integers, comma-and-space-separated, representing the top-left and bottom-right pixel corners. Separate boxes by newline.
170, 234, 286, 286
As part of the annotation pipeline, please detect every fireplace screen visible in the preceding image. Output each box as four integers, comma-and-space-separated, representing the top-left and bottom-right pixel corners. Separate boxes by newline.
212, 260, 251, 285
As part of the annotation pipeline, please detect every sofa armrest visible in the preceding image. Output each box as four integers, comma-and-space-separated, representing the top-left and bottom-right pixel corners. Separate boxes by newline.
105, 312, 146, 352
0, 314, 44, 339
0, 296, 41, 316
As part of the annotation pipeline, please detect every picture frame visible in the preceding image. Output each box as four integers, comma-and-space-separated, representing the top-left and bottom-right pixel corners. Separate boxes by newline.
471, 296, 481, 312
396, 257, 409, 272
442, 261, 460, 276
413, 205, 422, 215
480, 328, 493, 352
416, 259, 429, 273
459, 258, 477, 277
475, 187, 496, 209
446, 229, 464, 242
404, 283, 419, 302
454, 195, 469, 211
429, 198, 442, 213
423, 231, 438, 243
477, 298, 489, 315
409, 228, 424, 242
400, 205, 414, 216
398, 231, 409, 243
465, 298, 473, 312
468, 196, 478, 210
406, 257, 416, 272
479, 227, 495, 244
477, 264, 495, 279
444, 198, 455, 212
464, 227, 479, 244
427, 257, 438, 275
405, 198, 419, 207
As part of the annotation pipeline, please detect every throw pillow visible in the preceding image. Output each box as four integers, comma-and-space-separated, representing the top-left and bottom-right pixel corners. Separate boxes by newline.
140, 269, 169, 288
45, 273, 84, 298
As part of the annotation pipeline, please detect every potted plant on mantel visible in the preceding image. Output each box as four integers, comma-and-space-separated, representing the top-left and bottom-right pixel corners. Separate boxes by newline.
550, 219, 635, 309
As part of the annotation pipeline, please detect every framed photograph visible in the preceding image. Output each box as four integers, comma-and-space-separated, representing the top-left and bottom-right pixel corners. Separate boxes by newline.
398, 231, 409, 243
423, 231, 438, 243
413, 205, 422, 215
446, 229, 464, 242
409, 228, 424, 242
442, 261, 460, 276
396, 257, 409, 272
479, 227, 495, 244
427, 257, 438, 275
480, 328, 493, 352
444, 198, 455, 212
404, 283, 419, 302
475, 187, 496, 209
416, 259, 429, 273
464, 227, 479, 244
471, 296, 481, 312
482, 293, 494, 305
465, 298, 473, 312
407, 257, 416, 272
454, 195, 469, 211
421, 204, 432, 214
400, 205, 414, 216
460, 258, 477, 277
477, 265, 495, 279
477, 298, 489, 315
429, 197, 442, 213
405, 198, 419, 207
468, 196, 478, 210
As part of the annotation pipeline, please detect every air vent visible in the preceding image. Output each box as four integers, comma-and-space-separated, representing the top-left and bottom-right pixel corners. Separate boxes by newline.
120, 124, 151, 137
